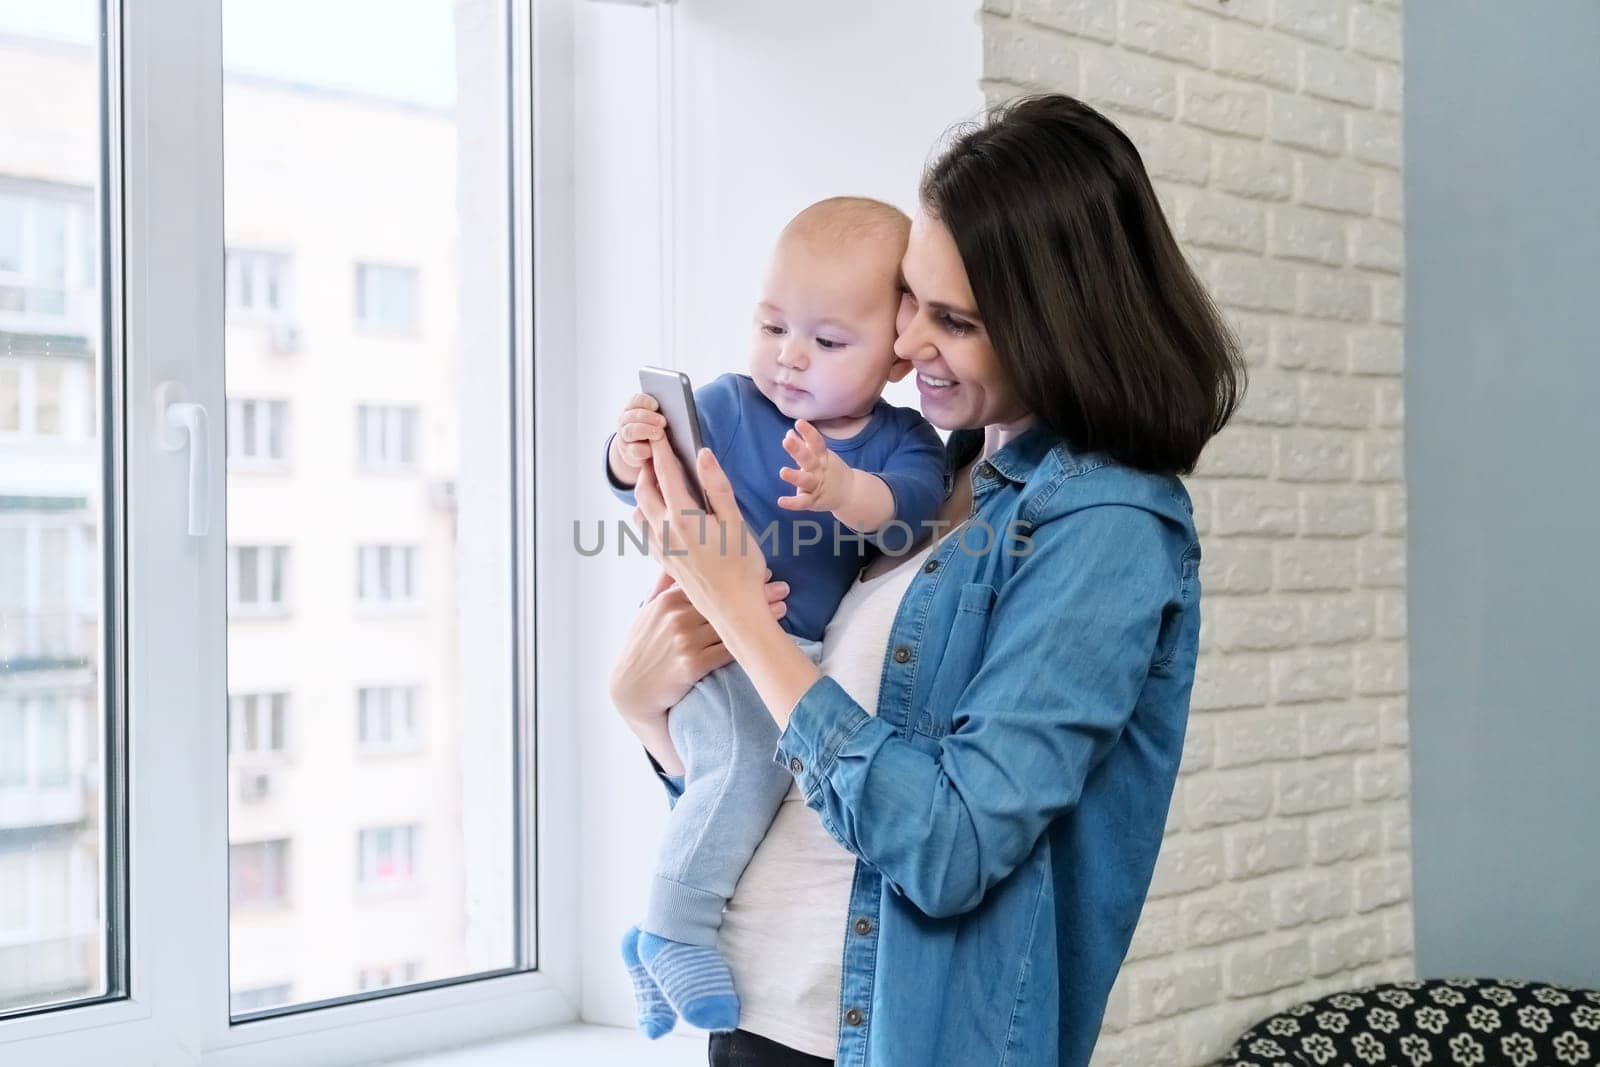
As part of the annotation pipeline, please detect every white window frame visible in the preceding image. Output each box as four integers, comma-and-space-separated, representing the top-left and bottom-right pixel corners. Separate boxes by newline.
225, 398, 288, 468
1, 0, 582, 1061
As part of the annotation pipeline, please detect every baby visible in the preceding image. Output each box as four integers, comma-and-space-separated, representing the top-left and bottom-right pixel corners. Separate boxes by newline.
602, 197, 947, 1037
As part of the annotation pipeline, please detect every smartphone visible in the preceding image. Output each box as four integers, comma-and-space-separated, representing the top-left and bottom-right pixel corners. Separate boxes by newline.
638, 365, 709, 511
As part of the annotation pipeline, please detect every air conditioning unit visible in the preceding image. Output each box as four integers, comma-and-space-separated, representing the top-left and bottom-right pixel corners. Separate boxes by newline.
269, 321, 302, 355
237, 770, 274, 803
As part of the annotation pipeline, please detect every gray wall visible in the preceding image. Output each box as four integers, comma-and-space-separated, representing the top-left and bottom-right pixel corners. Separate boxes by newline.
1406, 0, 1600, 984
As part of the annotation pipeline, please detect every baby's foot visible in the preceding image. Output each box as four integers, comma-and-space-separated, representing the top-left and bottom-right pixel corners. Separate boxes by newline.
620, 925, 677, 1038
636, 930, 740, 1032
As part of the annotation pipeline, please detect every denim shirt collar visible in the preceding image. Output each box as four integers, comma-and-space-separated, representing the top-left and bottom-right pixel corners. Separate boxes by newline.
941, 422, 1068, 497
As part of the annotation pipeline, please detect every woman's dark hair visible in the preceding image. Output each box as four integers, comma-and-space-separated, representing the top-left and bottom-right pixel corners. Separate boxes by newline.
922, 93, 1245, 475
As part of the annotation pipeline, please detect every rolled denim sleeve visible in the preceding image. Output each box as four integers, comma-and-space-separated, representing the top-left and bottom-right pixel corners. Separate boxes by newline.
773, 503, 1184, 919
643, 746, 685, 809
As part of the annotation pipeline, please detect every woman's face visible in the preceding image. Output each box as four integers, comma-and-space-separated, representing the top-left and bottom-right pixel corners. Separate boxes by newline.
893, 210, 1031, 432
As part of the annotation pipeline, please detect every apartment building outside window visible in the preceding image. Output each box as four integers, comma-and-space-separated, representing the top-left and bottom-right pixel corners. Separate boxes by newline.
224, 249, 290, 319
229, 839, 290, 908
353, 263, 416, 331
226, 397, 288, 465
227, 545, 290, 615
356, 826, 417, 891
228, 692, 288, 758
357, 686, 419, 752
356, 404, 416, 468
355, 544, 416, 606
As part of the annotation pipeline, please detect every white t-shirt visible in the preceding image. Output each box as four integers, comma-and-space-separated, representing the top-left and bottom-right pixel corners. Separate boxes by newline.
718, 536, 941, 1059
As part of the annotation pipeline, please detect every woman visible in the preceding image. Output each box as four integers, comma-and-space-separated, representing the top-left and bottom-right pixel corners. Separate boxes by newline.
609, 94, 1244, 1067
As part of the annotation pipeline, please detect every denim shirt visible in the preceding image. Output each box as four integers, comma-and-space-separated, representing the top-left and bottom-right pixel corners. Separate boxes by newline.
646, 422, 1201, 1066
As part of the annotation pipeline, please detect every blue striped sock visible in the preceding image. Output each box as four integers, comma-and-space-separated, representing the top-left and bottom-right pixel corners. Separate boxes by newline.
636, 930, 740, 1032
620, 925, 677, 1039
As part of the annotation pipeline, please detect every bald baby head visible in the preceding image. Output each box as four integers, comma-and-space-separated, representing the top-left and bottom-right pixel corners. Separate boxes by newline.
749, 197, 914, 431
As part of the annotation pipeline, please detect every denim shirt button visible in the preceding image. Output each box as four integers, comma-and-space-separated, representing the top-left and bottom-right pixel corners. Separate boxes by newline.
977, 461, 996, 480
788, 757, 803, 775
853, 917, 873, 935
844, 1008, 864, 1027
922, 558, 939, 574
892, 646, 911, 664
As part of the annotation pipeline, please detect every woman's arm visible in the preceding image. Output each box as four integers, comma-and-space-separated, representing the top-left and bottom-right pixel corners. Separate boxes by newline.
608, 567, 793, 784
631, 424, 1193, 916
768, 505, 1191, 919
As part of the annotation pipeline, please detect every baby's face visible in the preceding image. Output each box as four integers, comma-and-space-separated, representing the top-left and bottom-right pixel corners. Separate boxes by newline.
748, 232, 903, 429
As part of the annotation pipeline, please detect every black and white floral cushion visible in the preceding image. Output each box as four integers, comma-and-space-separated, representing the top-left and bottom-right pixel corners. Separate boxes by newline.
1214, 978, 1600, 1067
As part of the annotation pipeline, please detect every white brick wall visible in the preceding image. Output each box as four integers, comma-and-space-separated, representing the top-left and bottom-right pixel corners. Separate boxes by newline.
978, 3, 1409, 1063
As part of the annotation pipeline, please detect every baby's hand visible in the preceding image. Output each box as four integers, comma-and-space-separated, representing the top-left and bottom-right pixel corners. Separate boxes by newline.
611, 393, 668, 472
777, 419, 856, 514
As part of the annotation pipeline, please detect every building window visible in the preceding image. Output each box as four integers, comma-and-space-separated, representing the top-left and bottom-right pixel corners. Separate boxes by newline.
229, 840, 290, 907
356, 545, 416, 606
357, 686, 419, 752
0, 357, 91, 440
228, 545, 290, 615
0, 519, 96, 665
356, 404, 418, 468
227, 398, 289, 465
224, 250, 291, 319
0, 362, 20, 432
356, 961, 422, 991
0, 696, 70, 789
353, 263, 417, 330
230, 984, 292, 1015
228, 692, 288, 757
0, 189, 92, 322
0, 843, 72, 940
357, 826, 417, 890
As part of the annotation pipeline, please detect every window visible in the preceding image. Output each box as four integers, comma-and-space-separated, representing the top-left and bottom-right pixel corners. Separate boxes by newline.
229, 692, 288, 757
231, 984, 293, 1015
356, 404, 418, 468
227, 397, 288, 465
0, 362, 18, 432
228, 545, 290, 614
0, 521, 96, 670
355, 544, 417, 606
229, 840, 290, 908
356, 826, 417, 891
357, 686, 419, 751
357, 961, 421, 991
0, 358, 91, 440
2, 0, 550, 1055
0, 188, 93, 323
0, 843, 74, 941
224, 249, 291, 319
353, 263, 417, 330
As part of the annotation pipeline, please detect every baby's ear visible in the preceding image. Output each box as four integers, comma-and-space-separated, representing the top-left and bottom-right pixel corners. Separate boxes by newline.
886, 358, 915, 383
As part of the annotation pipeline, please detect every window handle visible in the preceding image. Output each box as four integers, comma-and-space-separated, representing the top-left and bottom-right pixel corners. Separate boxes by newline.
156, 381, 211, 537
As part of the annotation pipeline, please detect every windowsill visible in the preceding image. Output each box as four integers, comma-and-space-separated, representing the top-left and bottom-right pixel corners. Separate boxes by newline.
391, 1021, 707, 1067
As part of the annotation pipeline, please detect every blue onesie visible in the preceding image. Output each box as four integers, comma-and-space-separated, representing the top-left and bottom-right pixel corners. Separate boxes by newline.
604, 371, 946, 1034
